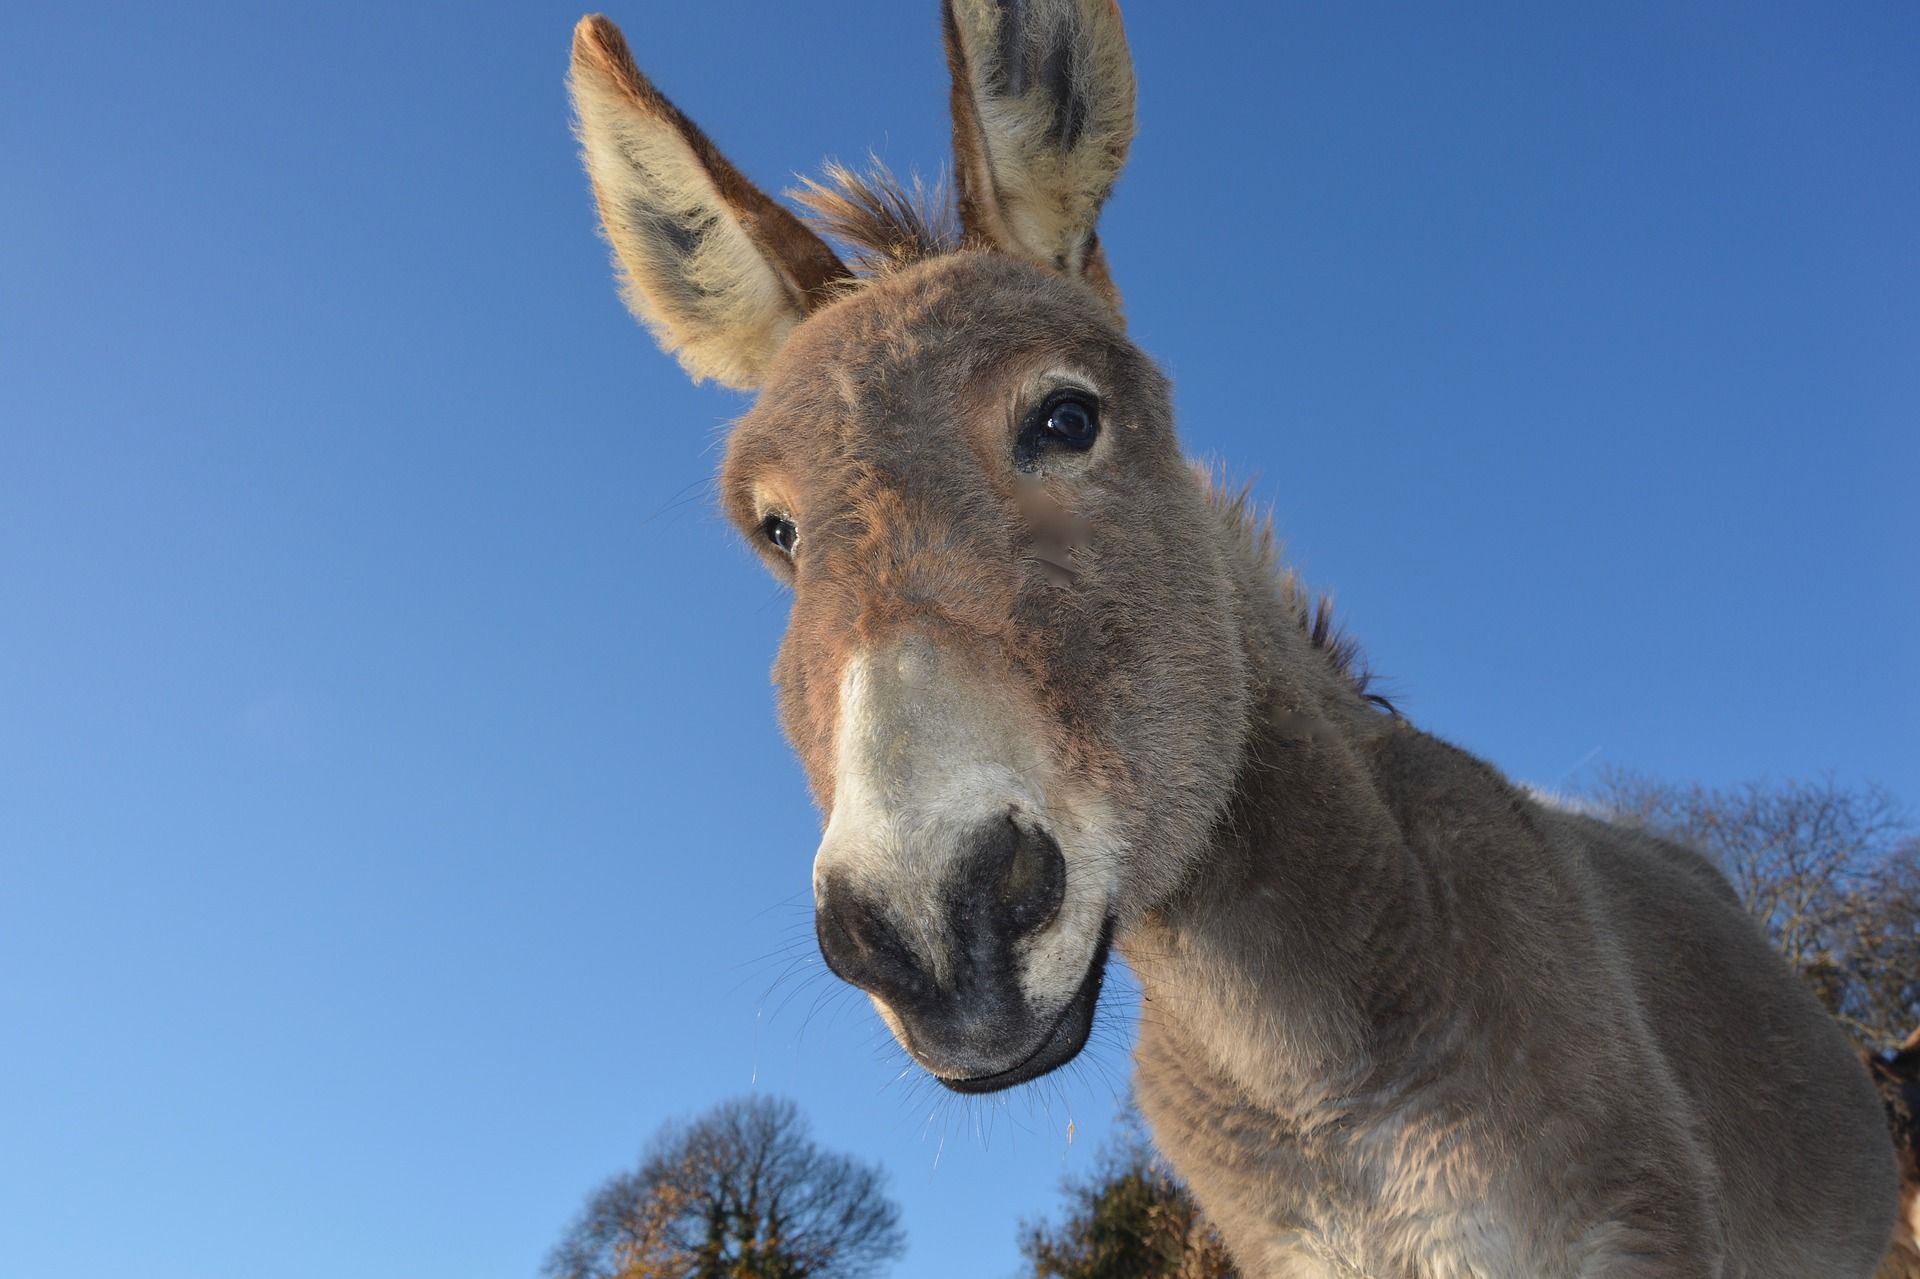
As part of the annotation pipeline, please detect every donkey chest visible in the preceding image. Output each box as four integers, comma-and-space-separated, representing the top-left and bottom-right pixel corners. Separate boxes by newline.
1249, 1125, 1536, 1279
1260, 1169, 1529, 1279
1136, 1039, 1546, 1279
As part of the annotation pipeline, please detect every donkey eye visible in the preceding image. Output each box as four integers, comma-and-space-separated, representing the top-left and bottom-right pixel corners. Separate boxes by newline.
762, 515, 797, 555
1015, 389, 1104, 472
1043, 395, 1100, 449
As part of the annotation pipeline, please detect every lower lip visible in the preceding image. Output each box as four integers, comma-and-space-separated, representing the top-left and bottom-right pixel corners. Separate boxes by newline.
937, 916, 1115, 1094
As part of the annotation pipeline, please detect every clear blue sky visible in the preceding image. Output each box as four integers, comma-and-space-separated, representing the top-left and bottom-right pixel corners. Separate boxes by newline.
3, 2, 1915, 1277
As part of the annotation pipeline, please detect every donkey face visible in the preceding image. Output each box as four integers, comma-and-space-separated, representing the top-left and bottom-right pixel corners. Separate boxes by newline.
724, 254, 1252, 1088
571, 2, 1246, 1090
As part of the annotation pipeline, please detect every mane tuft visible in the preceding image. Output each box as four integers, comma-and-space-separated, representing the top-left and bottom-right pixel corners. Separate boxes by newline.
1203, 472, 1397, 715
791, 160, 962, 282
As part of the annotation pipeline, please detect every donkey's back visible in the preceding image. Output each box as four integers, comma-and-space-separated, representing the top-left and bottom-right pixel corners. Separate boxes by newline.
1555, 799, 1897, 1274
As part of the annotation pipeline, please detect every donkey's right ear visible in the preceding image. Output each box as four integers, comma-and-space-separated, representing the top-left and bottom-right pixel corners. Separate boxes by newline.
569, 15, 849, 389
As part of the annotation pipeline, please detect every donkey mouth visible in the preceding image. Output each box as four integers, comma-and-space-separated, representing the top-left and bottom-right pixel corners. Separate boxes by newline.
938, 916, 1114, 1094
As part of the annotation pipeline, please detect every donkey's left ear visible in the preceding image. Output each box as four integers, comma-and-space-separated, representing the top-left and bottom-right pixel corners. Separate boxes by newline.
570, 15, 849, 389
943, 0, 1136, 311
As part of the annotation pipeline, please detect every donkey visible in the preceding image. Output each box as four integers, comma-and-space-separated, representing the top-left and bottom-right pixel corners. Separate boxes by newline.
566, 4, 1899, 1274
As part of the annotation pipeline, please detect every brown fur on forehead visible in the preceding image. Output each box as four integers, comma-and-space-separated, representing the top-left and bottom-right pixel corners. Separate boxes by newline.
720, 251, 1141, 531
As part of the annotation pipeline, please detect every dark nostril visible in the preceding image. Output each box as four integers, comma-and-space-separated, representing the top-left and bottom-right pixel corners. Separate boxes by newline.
817, 881, 868, 969
815, 870, 930, 1006
994, 817, 1067, 939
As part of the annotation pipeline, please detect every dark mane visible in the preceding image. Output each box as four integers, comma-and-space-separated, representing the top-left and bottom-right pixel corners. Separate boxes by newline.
1304, 592, 1395, 714
791, 161, 962, 281
1206, 474, 1396, 715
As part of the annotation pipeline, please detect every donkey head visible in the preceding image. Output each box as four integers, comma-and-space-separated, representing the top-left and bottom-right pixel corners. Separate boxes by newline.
571, 2, 1252, 1091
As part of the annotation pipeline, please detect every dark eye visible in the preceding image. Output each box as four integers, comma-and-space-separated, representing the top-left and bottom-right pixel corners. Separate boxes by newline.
761, 514, 797, 555
1043, 395, 1100, 449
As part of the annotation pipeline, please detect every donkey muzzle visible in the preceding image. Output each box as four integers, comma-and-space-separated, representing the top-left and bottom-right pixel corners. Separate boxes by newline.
814, 816, 1105, 1089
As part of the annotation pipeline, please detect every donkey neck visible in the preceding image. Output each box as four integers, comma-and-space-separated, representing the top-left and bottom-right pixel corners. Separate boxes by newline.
1121, 530, 1457, 1120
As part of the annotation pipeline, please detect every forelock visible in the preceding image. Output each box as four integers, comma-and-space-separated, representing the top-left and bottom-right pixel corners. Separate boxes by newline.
790, 160, 965, 283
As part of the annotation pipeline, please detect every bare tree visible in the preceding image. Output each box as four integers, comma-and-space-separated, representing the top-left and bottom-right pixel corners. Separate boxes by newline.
546, 1096, 904, 1279
1584, 770, 1918, 1052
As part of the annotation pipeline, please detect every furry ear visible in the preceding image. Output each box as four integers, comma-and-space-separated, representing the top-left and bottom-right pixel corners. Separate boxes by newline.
942, 0, 1136, 310
569, 15, 849, 389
